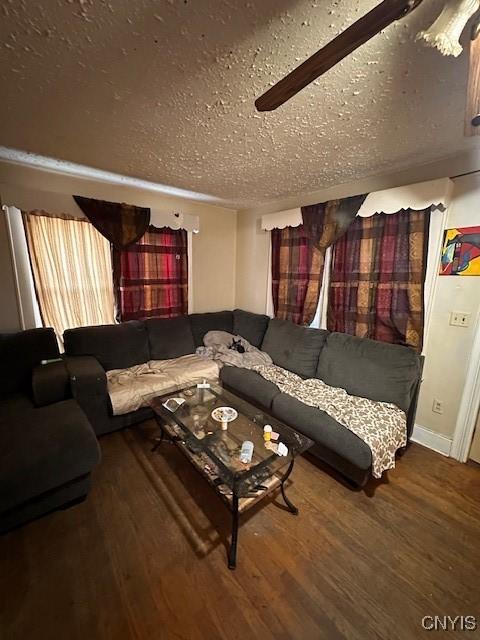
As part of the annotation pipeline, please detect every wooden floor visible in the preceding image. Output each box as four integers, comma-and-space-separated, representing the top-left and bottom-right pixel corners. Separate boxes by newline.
1, 420, 480, 640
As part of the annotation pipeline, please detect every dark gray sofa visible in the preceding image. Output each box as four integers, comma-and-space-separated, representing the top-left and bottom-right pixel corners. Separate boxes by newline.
63, 309, 423, 486
0, 328, 101, 533
62, 309, 268, 435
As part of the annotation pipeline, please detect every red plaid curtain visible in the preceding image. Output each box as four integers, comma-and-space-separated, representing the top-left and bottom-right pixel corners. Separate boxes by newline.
115, 226, 188, 321
328, 209, 430, 351
271, 195, 366, 325
271, 225, 314, 325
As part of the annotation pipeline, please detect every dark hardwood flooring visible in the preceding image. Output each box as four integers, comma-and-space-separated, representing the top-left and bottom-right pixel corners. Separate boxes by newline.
1, 420, 479, 640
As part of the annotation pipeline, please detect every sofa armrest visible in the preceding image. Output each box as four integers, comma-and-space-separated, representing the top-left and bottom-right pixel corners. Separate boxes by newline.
63, 356, 112, 436
32, 360, 71, 407
64, 356, 107, 396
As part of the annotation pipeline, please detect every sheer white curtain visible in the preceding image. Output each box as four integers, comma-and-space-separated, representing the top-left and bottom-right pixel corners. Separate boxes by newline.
23, 211, 116, 344
309, 246, 332, 329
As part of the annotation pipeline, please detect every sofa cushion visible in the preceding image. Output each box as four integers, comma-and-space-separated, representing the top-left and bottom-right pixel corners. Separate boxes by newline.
272, 393, 372, 472
107, 354, 219, 416
233, 309, 270, 348
64, 321, 149, 372
0, 398, 100, 513
0, 328, 59, 397
145, 316, 195, 360
220, 366, 280, 410
189, 311, 234, 347
261, 319, 328, 378
316, 332, 421, 412
0, 392, 35, 417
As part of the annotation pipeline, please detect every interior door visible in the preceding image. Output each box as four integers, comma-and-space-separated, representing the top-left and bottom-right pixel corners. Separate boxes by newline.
469, 409, 480, 464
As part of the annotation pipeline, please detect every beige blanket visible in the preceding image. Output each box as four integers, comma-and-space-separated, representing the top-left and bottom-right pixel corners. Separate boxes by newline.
107, 354, 219, 416
252, 364, 407, 479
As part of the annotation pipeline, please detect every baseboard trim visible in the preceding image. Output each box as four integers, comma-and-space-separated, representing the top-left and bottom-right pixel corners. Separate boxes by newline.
411, 424, 452, 457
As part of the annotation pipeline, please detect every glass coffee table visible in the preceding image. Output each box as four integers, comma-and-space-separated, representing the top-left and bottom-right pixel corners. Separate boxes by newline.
150, 381, 313, 569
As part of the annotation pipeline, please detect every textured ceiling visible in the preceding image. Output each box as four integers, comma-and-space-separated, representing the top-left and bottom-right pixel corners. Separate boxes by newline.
0, 0, 478, 208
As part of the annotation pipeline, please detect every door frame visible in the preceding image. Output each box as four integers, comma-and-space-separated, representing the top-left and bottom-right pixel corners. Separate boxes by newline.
450, 311, 480, 462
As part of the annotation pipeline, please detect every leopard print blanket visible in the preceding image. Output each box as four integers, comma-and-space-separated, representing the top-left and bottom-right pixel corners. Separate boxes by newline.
251, 364, 407, 479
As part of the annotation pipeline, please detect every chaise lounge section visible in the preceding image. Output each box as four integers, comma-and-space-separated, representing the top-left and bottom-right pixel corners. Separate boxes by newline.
63, 309, 423, 487
0, 329, 101, 534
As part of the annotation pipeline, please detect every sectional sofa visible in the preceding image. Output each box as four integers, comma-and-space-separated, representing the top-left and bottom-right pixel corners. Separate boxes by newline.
64, 309, 423, 486
0, 328, 100, 533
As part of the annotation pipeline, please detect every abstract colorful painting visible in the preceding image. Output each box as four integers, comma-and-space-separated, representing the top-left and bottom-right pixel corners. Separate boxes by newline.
440, 226, 480, 276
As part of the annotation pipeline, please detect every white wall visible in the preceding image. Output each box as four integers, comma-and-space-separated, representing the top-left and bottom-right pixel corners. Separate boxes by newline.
236, 209, 270, 314
0, 160, 237, 330
416, 174, 480, 438
235, 173, 480, 441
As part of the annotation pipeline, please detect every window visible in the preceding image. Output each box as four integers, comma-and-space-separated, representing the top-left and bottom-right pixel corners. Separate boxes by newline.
23, 211, 115, 344
327, 209, 430, 351
115, 225, 188, 320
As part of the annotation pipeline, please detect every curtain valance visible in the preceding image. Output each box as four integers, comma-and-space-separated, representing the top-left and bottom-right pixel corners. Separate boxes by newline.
150, 209, 200, 233
261, 208, 302, 230
0, 184, 201, 233
261, 178, 453, 231
357, 178, 453, 217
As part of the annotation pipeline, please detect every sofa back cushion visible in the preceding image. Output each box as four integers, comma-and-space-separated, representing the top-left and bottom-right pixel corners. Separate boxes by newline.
316, 332, 422, 412
145, 316, 195, 360
233, 309, 269, 348
189, 311, 233, 347
261, 319, 328, 378
0, 328, 59, 396
64, 321, 149, 371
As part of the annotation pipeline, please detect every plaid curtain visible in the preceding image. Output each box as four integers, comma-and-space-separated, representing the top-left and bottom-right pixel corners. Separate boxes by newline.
300, 195, 367, 324
271, 225, 314, 325
328, 208, 430, 351
115, 226, 188, 321
271, 195, 366, 325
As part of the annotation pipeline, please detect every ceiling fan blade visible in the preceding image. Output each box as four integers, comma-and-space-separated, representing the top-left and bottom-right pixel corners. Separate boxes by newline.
255, 0, 424, 112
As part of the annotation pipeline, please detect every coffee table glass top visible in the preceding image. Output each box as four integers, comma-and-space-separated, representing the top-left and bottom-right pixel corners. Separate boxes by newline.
150, 382, 313, 497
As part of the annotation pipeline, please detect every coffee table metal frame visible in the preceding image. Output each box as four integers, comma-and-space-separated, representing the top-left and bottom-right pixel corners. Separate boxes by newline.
150, 385, 312, 570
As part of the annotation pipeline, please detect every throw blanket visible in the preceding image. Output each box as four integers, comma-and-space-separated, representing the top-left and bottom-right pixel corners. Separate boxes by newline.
196, 331, 272, 369
107, 354, 219, 416
252, 364, 407, 479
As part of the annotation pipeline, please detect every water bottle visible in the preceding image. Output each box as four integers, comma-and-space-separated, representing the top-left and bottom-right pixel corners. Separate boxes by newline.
240, 440, 254, 464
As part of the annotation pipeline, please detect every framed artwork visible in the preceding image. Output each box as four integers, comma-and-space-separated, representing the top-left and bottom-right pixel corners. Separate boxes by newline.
440, 226, 480, 276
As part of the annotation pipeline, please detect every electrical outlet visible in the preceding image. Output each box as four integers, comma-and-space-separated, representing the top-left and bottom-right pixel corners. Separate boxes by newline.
450, 311, 471, 327
432, 398, 444, 415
